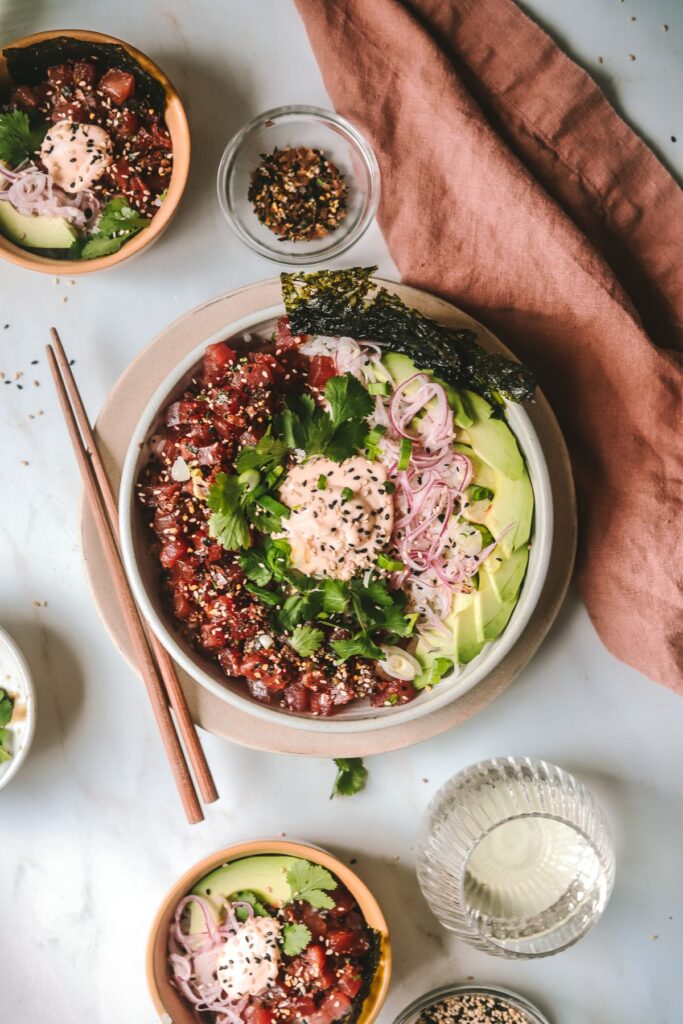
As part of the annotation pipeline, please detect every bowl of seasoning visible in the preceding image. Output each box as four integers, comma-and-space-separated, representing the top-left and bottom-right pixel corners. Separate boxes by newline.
393, 984, 551, 1024
217, 105, 380, 264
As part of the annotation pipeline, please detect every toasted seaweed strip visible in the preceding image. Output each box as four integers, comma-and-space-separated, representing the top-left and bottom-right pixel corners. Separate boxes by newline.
3, 37, 166, 110
281, 267, 536, 406
345, 927, 382, 1024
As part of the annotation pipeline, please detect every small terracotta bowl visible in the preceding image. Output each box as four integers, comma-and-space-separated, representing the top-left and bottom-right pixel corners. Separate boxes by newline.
0, 29, 190, 275
147, 839, 392, 1024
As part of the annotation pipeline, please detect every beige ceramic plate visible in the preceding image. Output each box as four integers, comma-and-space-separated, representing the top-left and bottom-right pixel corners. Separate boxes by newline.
0, 29, 190, 275
81, 279, 576, 756
146, 839, 391, 1024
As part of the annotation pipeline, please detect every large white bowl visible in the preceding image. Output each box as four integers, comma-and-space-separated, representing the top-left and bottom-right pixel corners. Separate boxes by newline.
119, 307, 553, 734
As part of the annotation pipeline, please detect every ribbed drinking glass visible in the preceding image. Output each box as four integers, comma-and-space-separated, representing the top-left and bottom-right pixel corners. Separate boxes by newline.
417, 757, 615, 958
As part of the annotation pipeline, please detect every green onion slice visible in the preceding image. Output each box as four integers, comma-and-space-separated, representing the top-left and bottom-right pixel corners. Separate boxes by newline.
377, 553, 405, 572
397, 438, 413, 471
238, 469, 261, 492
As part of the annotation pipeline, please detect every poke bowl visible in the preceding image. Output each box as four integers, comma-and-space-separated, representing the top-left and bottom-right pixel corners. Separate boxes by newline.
119, 268, 553, 734
0, 29, 190, 275
146, 838, 391, 1024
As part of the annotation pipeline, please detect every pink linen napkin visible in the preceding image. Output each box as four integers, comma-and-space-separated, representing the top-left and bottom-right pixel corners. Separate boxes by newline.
294, 0, 683, 692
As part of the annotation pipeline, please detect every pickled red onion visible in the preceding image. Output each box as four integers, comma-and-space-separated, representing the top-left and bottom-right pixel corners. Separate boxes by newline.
2, 165, 100, 230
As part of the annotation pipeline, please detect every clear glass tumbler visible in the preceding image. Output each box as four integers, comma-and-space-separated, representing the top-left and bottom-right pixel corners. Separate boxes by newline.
416, 757, 615, 958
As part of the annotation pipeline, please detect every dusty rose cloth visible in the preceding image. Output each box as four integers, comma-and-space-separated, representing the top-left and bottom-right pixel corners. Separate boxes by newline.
294, 0, 683, 691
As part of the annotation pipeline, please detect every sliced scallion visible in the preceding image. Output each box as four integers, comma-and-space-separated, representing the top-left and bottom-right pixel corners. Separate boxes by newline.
397, 438, 413, 471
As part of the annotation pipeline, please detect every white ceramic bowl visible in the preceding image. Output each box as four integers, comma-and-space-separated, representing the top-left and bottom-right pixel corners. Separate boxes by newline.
119, 307, 553, 734
0, 627, 37, 791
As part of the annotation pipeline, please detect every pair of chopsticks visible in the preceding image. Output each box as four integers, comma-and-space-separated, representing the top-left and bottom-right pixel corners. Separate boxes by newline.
47, 328, 218, 824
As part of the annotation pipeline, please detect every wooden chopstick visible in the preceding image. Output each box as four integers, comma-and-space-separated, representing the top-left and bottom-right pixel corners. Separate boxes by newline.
46, 343, 204, 825
50, 328, 219, 807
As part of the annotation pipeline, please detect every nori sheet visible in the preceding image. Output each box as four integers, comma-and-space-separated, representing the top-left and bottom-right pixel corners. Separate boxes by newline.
3, 37, 166, 111
281, 267, 536, 407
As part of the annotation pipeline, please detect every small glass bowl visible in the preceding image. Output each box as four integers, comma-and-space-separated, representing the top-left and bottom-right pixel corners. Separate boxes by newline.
216, 104, 380, 264
416, 758, 615, 959
393, 984, 551, 1024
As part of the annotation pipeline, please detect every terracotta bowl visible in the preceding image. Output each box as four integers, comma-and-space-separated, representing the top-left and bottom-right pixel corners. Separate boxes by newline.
147, 839, 392, 1024
0, 29, 190, 274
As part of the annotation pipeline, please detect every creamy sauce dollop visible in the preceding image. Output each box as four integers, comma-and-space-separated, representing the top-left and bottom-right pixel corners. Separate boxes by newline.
215, 916, 281, 1000
40, 120, 113, 192
278, 455, 393, 580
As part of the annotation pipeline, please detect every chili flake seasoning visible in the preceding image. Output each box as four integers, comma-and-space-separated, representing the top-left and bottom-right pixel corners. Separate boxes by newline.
248, 145, 348, 241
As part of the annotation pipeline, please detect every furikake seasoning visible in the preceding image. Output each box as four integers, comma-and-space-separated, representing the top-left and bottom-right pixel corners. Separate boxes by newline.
248, 145, 348, 242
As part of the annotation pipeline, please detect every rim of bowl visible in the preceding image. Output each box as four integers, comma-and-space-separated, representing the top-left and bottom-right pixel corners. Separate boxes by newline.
146, 838, 392, 1024
118, 303, 553, 735
0, 626, 37, 792
216, 104, 381, 264
0, 29, 190, 275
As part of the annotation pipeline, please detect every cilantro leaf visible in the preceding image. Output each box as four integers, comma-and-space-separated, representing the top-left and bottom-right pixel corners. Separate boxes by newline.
324, 419, 369, 462
376, 603, 412, 638
331, 757, 368, 798
236, 435, 288, 474
265, 537, 292, 579
80, 233, 128, 260
326, 373, 374, 426
286, 860, 337, 909
81, 197, 150, 261
275, 373, 372, 463
276, 591, 323, 632
207, 472, 251, 550
322, 579, 349, 615
97, 196, 150, 235
0, 689, 14, 729
352, 578, 396, 609
289, 625, 324, 657
416, 657, 454, 689
331, 634, 384, 661
282, 923, 312, 956
239, 549, 273, 586
277, 393, 316, 449
0, 110, 47, 166
234, 890, 269, 921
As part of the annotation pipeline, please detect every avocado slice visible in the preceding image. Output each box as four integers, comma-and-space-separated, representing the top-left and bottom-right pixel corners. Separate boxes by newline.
454, 442, 496, 492
0, 200, 78, 250
459, 390, 524, 480
451, 598, 485, 664
473, 556, 528, 643
381, 351, 419, 384
483, 545, 529, 603
484, 466, 533, 557
188, 854, 298, 935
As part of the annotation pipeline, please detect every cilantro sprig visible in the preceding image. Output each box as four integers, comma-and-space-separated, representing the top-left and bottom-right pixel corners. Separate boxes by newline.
0, 111, 47, 167
275, 372, 373, 463
331, 757, 368, 798
207, 463, 292, 553
282, 922, 312, 956
207, 472, 251, 550
239, 543, 411, 659
286, 860, 337, 909
234, 890, 269, 922
80, 197, 150, 260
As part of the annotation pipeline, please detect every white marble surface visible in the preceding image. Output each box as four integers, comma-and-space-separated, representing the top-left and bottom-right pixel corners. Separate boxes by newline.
1, 1, 681, 1022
